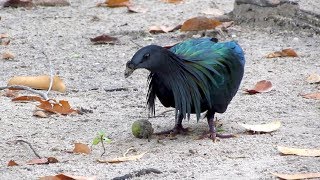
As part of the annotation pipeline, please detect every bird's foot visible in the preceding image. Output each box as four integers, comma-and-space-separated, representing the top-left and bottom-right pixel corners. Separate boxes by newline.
198, 132, 236, 142
154, 124, 189, 137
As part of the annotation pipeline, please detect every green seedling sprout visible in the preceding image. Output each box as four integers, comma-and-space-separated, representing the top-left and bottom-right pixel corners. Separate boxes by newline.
92, 131, 111, 157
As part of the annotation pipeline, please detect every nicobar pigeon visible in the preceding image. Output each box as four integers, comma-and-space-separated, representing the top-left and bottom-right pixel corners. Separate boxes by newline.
125, 37, 245, 140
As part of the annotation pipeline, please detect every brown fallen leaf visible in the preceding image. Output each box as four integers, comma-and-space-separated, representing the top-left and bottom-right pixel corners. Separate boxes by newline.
278, 146, 320, 157
8, 160, 19, 166
90, 34, 118, 45
33, 0, 70, 6
0, 33, 9, 38
266, 48, 298, 58
12, 95, 43, 102
1, 39, 11, 46
244, 80, 273, 94
47, 157, 59, 163
73, 143, 91, 154
149, 25, 181, 34
97, 151, 147, 163
306, 73, 320, 84
271, 172, 320, 180
162, 0, 183, 3
97, 0, 130, 7
301, 92, 320, 100
239, 121, 281, 133
33, 110, 49, 118
37, 100, 78, 115
8, 75, 66, 93
27, 158, 49, 165
127, 4, 148, 13
3, 0, 34, 7
2, 51, 15, 60
180, 16, 222, 31
40, 174, 97, 180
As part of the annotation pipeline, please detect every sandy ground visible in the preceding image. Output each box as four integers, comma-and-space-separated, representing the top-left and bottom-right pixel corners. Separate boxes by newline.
0, 0, 320, 179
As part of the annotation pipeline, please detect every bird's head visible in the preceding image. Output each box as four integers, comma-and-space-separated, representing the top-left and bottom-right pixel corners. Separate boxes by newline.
125, 45, 169, 78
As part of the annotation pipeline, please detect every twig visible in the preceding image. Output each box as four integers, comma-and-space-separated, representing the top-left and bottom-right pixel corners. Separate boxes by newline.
0, 85, 49, 100
15, 140, 41, 158
111, 168, 162, 180
104, 87, 129, 92
42, 52, 54, 96
100, 135, 106, 157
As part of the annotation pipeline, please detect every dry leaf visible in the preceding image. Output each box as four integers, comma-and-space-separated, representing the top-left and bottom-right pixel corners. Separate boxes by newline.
8, 75, 66, 93
97, 152, 146, 163
37, 100, 78, 115
8, 160, 19, 166
33, 0, 70, 6
306, 73, 320, 84
0, 33, 9, 38
266, 48, 298, 58
47, 157, 59, 163
201, 8, 224, 16
97, 0, 130, 7
271, 172, 320, 180
90, 34, 118, 45
73, 143, 91, 154
162, 0, 183, 3
2, 51, 15, 60
27, 158, 49, 165
127, 5, 148, 13
12, 95, 43, 102
244, 80, 273, 94
33, 110, 49, 118
1, 39, 10, 46
301, 92, 320, 100
239, 121, 281, 133
180, 17, 222, 31
3, 0, 34, 7
149, 25, 181, 34
40, 174, 97, 180
277, 146, 320, 157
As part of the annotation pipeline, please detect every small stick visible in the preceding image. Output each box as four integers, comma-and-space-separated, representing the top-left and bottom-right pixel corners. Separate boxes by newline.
0, 85, 49, 100
15, 140, 41, 159
111, 168, 162, 180
100, 136, 106, 157
42, 52, 54, 96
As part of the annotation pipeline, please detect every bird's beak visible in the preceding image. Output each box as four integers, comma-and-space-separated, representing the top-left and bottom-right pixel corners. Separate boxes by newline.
124, 62, 135, 78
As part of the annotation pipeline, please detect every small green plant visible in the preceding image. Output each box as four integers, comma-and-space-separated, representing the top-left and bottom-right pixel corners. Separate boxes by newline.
92, 131, 111, 157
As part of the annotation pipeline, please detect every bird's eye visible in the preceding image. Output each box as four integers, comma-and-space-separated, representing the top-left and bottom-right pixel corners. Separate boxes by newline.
143, 53, 150, 59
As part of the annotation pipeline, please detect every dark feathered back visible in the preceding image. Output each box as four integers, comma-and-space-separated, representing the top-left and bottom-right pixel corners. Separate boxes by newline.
145, 38, 245, 121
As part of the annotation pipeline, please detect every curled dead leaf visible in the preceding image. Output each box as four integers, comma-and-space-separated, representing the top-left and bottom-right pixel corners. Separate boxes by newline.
301, 92, 320, 100
149, 25, 181, 34
271, 172, 320, 180
73, 143, 91, 154
97, 151, 147, 163
180, 17, 222, 31
90, 34, 118, 45
12, 95, 43, 102
33, 110, 49, 118
0, 33, 9, 38
8, 75, 66, 93
162, 0, 183, 3
306, 73, 320, 84
2, 51, 15, 60
47, 157, 59, 163
97, 0, 130, 7
37, 100, 78, 115
127, 5, 148, 13
8, 160, 19, 166
239, 121, 281, 133
266, 48, 298, 58
278, 146, 320, 157
40, 174, 97, 180
244, 80, 273, 94
3, 0, 34, 7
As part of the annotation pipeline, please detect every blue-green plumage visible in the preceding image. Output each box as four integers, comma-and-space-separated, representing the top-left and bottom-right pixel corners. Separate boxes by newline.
125, 37, 245, 140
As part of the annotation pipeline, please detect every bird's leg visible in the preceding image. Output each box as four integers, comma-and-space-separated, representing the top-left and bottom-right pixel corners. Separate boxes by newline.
154, 114, 189, 136
200, 111, 235, 141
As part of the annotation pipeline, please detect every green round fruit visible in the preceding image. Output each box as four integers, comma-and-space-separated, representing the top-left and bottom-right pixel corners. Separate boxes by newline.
131, 120, 154, 139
